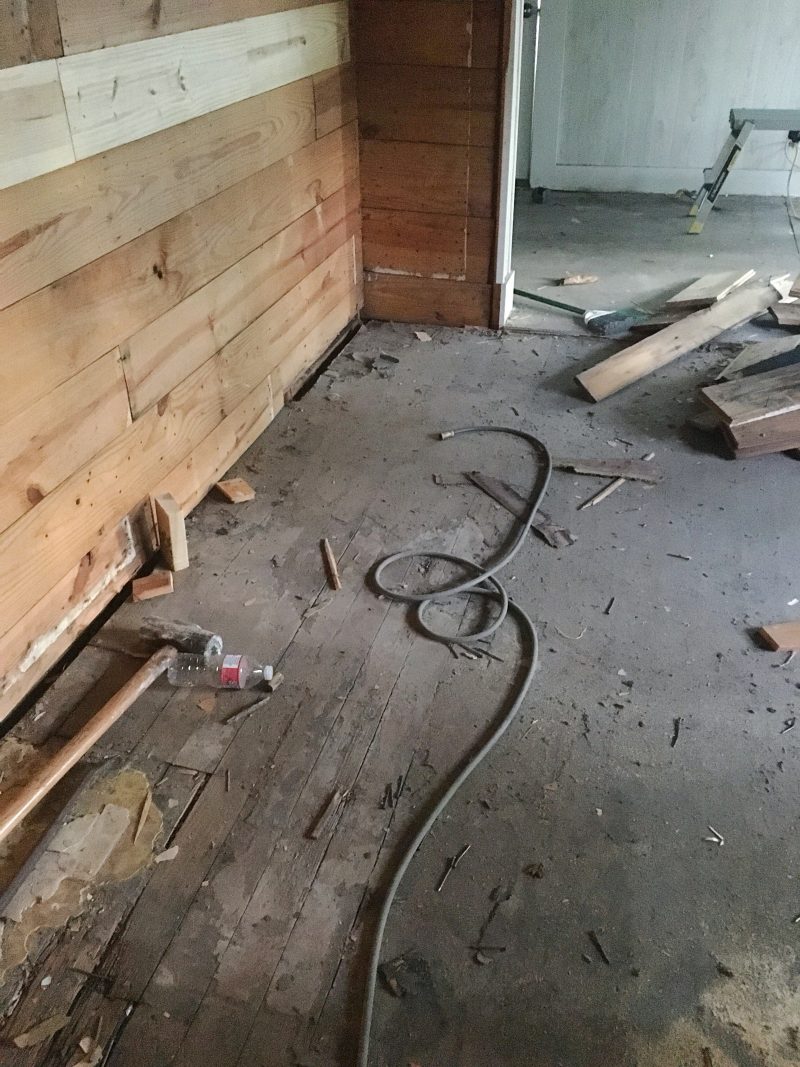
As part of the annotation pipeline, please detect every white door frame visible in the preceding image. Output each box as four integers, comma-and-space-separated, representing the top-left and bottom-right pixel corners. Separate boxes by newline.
493, 0, 524, 327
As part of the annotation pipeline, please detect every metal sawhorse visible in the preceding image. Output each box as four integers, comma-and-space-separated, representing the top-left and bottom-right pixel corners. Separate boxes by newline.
688, 108, 800, 233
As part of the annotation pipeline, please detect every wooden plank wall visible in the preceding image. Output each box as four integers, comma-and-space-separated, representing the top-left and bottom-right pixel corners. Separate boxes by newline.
353, 0, 504, 328
0, 0, 361, 720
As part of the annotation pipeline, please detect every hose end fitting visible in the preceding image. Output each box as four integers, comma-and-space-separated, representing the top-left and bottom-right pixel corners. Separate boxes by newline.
440, 430, 455, 440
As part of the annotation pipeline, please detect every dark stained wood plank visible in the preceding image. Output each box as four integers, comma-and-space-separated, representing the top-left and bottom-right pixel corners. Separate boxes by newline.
362, 207, 467, 279
353, 0, 472, 67
466, 214, 494, 282
364, 272, 491, 327
360, 140, 470, 215
471, 0, 503, 68
313, 63, 357, 138
468, 144, 496, 217
358, 63, 471, 144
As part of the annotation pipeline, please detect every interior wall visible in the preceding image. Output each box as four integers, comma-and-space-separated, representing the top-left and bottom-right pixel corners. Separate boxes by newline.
527, 0, 800, 195
353, 0, 505, 328
0, 0, 361, 719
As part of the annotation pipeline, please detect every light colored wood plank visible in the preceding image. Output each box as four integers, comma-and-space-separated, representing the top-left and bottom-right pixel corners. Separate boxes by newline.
132, 570, 174, 602
726, 408, 800, 456
362, 208, 466, 279
758, 621, 800, 651
364, 273, 491, 327
123, 190, 358, 416
0, 350, 130, 534
153, 493, 189, 571
0, 122, 357, 419
769, 302, 800, 327
0, 0, 62, 68
0, 506, 154, 721
360, 140, 469, 214
577, 284, 780, 402
0, 78, 316, 312
57, 0, 325, 54
354, 0, 471, 67
56, 2, 349, 160
666, 269, 756, 308
0, 241, 356, 636
215, 479, 256, 504
313, 63, 356, 138
0, 59, 74, 190
701, 364, 800, 426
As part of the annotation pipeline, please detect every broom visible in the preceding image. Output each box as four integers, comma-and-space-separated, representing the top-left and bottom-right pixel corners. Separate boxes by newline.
513, 287, 652, 337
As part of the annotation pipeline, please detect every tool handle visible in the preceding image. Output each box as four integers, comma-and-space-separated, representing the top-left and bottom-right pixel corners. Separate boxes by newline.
514, 287, 585, 316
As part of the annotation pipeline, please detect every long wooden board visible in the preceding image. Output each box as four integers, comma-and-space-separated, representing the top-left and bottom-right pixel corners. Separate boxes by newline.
701, 365, 800, 426
57, 0, 324, 54
716, 335, 800, 380
0, 60, 74, 189
0, 123, 357, 420
0, 79, 316, 312
56, 3, 349, 160
666, 269, 755, 309
0, 241, 356, 637
577, 285, 781, 402
725, 408, 800, 456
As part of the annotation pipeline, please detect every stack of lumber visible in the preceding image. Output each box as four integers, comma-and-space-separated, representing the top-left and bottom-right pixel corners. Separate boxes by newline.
700, 364, 800, 457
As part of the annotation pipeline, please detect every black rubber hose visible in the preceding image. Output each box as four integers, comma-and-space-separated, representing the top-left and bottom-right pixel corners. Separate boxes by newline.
357, 426, 551, 1067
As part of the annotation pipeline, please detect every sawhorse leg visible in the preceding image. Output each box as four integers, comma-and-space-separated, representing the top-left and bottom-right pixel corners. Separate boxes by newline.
688, 120, 754, 234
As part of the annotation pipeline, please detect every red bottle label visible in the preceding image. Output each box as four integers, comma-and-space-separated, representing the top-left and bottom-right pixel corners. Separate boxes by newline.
219, 654, 243, 688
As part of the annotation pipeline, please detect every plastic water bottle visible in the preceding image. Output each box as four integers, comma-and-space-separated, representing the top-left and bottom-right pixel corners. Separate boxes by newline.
167, 653, 273, 689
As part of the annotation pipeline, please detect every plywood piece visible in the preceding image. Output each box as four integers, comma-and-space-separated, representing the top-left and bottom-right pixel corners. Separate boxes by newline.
0, 122, 356, 419
153, 494, 189, 571
364, 273, 491, 327
362, 208, 467, 279
123, 188, 357, 416
0, 78, 316, 312
56, 3, 348, 160
215, 479, 255, 504
577, 285, 780, 402
757, 621, 800, 651
0, 350, 131, 533
666, 269, 756, 308
353, 0, 471, 67
701, 365, 800, 426
0, 60, 74, 190
132, 570, 174, 602
360, 141, 469, 215
0, 0, 62, 68
57, 0, 323, 53
313, 63, 356, 137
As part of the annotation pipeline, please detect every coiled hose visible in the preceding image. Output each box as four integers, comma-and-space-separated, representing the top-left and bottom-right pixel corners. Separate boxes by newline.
357, 425, 552, 1067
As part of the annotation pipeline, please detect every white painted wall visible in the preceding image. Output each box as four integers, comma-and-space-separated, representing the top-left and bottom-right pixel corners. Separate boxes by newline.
525, 0, 800, 195
515, 10, 536, 181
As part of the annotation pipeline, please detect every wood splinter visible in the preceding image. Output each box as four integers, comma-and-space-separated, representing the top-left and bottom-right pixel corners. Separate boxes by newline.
321, 537, 342, 590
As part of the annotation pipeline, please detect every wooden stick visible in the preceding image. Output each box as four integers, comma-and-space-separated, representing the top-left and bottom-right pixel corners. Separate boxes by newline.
578, 477, 626, 510
321, 538, 341, 591
133, 789, 152, 844
0, 646, 177, 843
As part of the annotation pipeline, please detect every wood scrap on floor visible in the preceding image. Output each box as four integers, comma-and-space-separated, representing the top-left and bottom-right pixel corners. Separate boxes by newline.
321, 537, 342, 590
554, 456, 662, 483
465, 472, 576, 548
577, 279, 789, 402
131, 570, 174, 602
757, 621, 800, 651
769, 303, 800, 328
700, 364, 800, 457
12, 1012, 71, 1048
561, 273, 598, 286
215, 477, 256, 503
666, 269, 755, 309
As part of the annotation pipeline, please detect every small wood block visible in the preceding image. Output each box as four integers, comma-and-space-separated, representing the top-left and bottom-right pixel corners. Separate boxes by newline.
153, 492, 189, 571
757, 621, 800, 651
215, 477, 256, 503
132, 570, 174, 602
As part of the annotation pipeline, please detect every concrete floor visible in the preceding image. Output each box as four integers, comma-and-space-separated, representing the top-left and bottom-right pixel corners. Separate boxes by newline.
1, 319, 799, 1066
510, 190, 800, 333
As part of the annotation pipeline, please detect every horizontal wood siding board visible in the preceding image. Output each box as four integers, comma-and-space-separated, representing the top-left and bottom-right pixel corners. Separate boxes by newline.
313, 63, 357, 137
124, 193, 360, 416
56, 3, 350, 160
0, 59, 74, 190
362, 207, 466, 279
0, 78, 317, 312
0, 122, 358, 421
364, 272, 491, 327
0, 0, 63, 68
471, 0, 502, 68
358, 63, 470, 144
465, 214, 493, 282
360, 140, 469, 214
354, 0, 472, 67
468, 145, 496, 217
56, 0, 327, 54
0, 350, 131, 533
0, 240, 356, 637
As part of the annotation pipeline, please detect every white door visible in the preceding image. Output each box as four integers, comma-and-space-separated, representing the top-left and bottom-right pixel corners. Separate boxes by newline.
529, 0, 800, 196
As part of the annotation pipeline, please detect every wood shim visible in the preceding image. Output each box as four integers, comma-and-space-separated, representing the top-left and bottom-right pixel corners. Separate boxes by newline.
554, 456, 662, 483
131, 570, 174, 602
577, 284, 782, 402
757, 621, 800, 651
215, 478, 256, 503
666, 269, 755, 308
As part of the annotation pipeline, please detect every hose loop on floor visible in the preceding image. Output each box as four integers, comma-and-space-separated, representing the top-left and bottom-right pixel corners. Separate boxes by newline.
358, 426, 552, 1067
